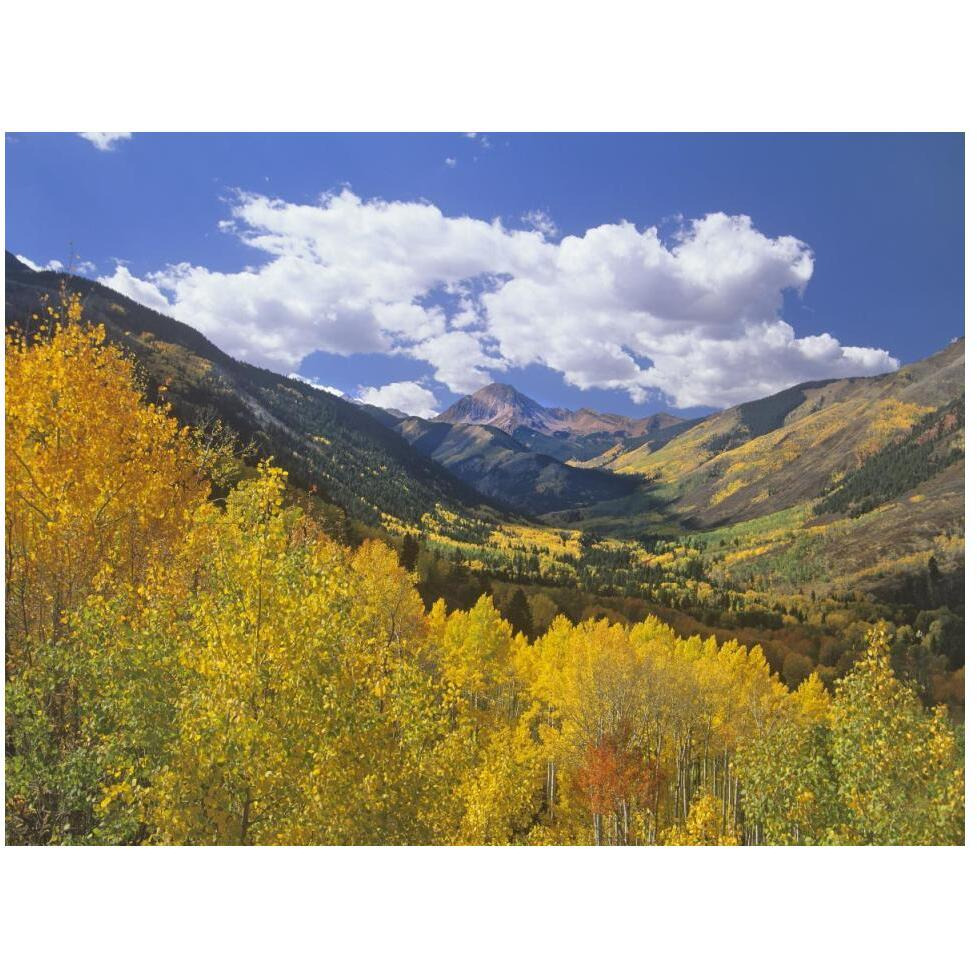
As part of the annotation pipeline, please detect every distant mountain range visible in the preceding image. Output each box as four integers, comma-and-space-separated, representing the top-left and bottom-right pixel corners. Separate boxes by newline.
5, 249, 964, 603
436, 381, 679, 437
395, 414, 638, 515
434, 382, 699, 462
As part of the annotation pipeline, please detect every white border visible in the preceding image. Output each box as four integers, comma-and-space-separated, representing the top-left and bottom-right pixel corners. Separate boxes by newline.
2, 1, 973, 973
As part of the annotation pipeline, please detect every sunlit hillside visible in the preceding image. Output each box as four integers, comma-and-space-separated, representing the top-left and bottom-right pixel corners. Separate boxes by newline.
599, 339, 963, 527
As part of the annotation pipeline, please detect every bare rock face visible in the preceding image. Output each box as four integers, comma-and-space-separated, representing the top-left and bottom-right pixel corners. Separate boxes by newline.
435, 383, 555, 434
436, 382, 686, 437
434, 382, 697, 463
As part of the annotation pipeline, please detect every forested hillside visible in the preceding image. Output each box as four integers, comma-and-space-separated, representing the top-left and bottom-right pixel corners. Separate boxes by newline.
598, 338, 964, 528
815, 396, 963, 517
557, 339, 964, 627
4, 253, 498, 531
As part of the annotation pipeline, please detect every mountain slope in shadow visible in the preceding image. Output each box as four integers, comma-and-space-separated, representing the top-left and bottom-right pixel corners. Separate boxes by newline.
4, 252, 500, 527
396, 416, 639, 515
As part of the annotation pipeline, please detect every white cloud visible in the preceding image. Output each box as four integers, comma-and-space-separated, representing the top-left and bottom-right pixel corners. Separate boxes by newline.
106, 189, 897, 408
79, 132, 132, 151
96, 188, 537, 374
99, 264, 173, 314
408, 330, 498, 391
522, 210, 558, 239
17, 254, 97, 276
287, 373, 344, 397
16, 254, 63, 272
445, 157, 457, 168
357, 380, 438, 418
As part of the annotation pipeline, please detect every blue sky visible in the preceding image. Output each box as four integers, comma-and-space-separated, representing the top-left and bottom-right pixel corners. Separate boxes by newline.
6, 132, 963, 418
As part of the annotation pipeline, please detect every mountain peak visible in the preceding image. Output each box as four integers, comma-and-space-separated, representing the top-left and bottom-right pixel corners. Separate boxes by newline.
469, 382, 547, 410
474, 382, 522, 398
436, 382, 688, 444
435, 383, 550, 433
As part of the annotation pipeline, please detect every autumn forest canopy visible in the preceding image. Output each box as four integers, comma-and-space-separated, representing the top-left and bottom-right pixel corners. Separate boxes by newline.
4, 295, 964, 845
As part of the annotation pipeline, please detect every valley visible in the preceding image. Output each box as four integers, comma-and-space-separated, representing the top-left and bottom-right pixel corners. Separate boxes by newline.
5, 253, 964, 849
5, 250, 965, 718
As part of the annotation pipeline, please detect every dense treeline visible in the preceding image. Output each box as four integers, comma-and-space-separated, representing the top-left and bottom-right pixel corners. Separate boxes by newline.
5, 302, 964, 844
407, 531, 964, 714
815, 397, 963, 517
250, 379, 493, 525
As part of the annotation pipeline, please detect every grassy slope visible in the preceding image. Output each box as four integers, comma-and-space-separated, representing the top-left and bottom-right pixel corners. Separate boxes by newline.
601, 340, 964, 529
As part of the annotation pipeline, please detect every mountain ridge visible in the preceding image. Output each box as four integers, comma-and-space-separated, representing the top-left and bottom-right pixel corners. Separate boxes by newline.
567, 336, 964, 535
4, 251, 504, 530
435, 382, 700, 462
395, 415, 639, 515
435, 381, 689, 437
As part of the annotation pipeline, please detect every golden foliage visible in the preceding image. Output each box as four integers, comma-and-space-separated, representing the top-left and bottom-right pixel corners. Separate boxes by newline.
5, 295, 210, 662
4, 311, 965, 847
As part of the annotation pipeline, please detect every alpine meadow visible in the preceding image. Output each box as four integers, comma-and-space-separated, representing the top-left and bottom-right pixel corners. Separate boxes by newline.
4, 132, 965, 847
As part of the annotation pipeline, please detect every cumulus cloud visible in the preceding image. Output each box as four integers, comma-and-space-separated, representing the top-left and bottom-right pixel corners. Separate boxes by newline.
99, 264, 173, 314
79, 132, 132, 151
357, 380, 439, 418
288, 373, 344, 397
102, 189, 898, 408
16, 254, 63, 272
408, 330, 498, 391
445, 157, 457, 168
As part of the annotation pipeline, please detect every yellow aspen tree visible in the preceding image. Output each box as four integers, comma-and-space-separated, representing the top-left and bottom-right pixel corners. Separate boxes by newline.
432, 594, 514, 716
5, 301, 215, 843
663, 792, 739, 845
5, 296, 210, 664
828, 625, 964, 844
454, 722, 542, 845
143, 467, 454, 844
736, 673, 839, 845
